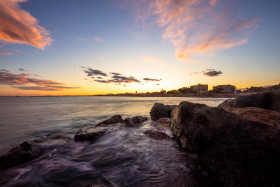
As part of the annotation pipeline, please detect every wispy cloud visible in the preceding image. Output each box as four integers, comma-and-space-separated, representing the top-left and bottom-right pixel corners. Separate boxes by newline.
123, 0, 258, 61
0, 51, 13, 55
0, 69, 80, 91
0, 0, 53, 49
75, 37, 86, 42
83, 67, 108, 77
18, 68, 26, 72
190, 69, 223, 77
94, 37, 103, 43
143, 78, 161, 81
143, 56, 162, 64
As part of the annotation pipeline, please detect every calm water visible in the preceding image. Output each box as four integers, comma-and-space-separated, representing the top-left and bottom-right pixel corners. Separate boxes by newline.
0, 96, 227, 187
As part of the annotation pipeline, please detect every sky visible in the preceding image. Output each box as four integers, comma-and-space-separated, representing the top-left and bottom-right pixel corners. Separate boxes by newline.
0, 0, 279, 96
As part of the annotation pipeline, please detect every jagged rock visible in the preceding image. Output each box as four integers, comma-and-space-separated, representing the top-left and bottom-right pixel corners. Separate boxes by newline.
224, 107, 280, 127
218, 91, 280, 112
0, 142, 40, 170
96, 115, 123, 127
74, 127, 107, 142
124, 116, 148, 127
170, 103, 280, 186
170, 101, 207, 147
144, 130, 170, 140
150, 103, 176, 121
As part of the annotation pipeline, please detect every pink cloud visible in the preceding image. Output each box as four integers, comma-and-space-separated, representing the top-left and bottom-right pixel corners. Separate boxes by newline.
0, 51, 14, 55
122, 0, 258, 61
0, 0, 53, 49
94, 37, 103, 43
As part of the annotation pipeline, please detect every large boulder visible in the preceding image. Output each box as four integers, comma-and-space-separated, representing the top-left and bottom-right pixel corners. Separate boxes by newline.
144, 130, 170, 140
96, 115, 123, 127
218, 91, 280, 112
224, 107, 280, 127
170, 101, 207, 148
0, 142, 40, 170
74, 127, 107, 142
124, 116, 148, 127
155, 117, 171, 127
150, 103, 176, 121
170, 103, 280, 186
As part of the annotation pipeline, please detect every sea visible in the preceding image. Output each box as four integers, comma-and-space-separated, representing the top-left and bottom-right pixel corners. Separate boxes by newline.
0, 96, 228, 187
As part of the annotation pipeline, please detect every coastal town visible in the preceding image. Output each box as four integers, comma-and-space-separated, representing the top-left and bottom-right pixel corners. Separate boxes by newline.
96, 83, 280, 98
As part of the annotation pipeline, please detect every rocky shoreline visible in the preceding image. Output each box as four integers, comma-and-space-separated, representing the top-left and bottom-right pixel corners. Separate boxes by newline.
1, 91, 279, 186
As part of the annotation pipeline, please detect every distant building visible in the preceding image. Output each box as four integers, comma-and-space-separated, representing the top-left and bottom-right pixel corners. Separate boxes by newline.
190, 84, 208, 92
213, 85, 236, 93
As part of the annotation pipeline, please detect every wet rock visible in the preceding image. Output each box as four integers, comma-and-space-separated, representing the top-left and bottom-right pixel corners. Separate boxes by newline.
171, 103, 280, 186
124, 116, 148, 127
74, 127, 107, 142
224, 107, 280, 127
96, 115, 123, 127
218, 91, 280, 112
150, 103, 176, 121
0, 142, 40, 170
156, 117, 171, 127
170, 101, 207, 147
144, 130, 170, 140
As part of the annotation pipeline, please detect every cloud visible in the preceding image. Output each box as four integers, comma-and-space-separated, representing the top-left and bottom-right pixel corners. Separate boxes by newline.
100, 74, 140, 84
84, 68, 107, 77
18, 68, 26, 72
0, 69, 80, 91
124, 0, 258, 61
143, 78, 162, 81
0, 0, 52, 49
110, 72, 122, 76
0, 51, 13, 55
143, 56, 162, 63
203, 69, 222, 77
94, 37, 103, 43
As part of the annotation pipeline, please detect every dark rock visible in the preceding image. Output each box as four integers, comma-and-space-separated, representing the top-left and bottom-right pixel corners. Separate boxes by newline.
150, 103, 176, 121
144, 130, 170, 140
218, 91, 280, 113
96, 115, 123, 127
156, 117, 171, 127
80, 185, 104, 187
170, 101, 207, 148
74, 127, 107, 142
0, 142, 39, 170
171, 103, 280, 186
224, 107, 280, 127
124, 116, 148, 127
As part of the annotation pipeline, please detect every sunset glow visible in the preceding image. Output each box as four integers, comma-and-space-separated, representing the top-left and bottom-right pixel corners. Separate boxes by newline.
0, 0, 279, 96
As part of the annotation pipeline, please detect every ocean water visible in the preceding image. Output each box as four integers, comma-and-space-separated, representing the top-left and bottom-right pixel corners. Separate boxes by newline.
0, 96, 228, 186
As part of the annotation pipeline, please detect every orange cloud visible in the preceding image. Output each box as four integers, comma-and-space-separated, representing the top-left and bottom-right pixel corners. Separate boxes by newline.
0, 69, 80, 91
124, 0, 258, 61
0, 0, 52, 49
0, 51, 14, 55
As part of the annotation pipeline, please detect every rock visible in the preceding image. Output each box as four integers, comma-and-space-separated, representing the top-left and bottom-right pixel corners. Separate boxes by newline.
170, 103, 280, 186
224, 107, 280, 127
96, 115, 123, 127
124, 116, 148, 127
74, 127, 107, 142
80, 185, 104, 187
150, 103, 176, 121
144, 130, 170, 140
0, 142, 40, 170
218, 91, 280, 113
170, 101, 207, 147
156, 117, 171, 127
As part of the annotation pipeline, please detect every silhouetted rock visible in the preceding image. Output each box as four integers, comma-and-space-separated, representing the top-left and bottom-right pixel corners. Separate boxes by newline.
170, 101, 207, 148
218, 91, 280, 112
144, 130, 170, 140
150, 103, 176, 121
74, 127, 107, 142
124, 116, 148, 127
224, 107, 280, 127
96, 115, 123, 127
0, 142, 40, 170
170, 103, 280, 186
